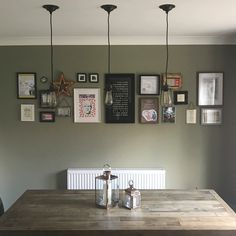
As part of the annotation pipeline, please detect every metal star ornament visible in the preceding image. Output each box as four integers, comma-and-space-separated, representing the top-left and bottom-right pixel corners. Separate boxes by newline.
53, 73, 75, 96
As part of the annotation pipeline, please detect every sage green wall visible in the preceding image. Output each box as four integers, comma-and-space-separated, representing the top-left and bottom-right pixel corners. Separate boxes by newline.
0, 45, 234, 210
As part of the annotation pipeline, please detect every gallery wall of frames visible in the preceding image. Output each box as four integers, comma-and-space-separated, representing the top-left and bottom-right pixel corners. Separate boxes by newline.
17, 71, 223, 125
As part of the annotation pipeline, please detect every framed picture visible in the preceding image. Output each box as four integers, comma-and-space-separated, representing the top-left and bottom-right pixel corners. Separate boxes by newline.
89, 73, 99, 83
162, 73, 182, 90
201, 108, 222, 125
39, 111, 55, 122
56, 106, 71, 117
174, 91, 188, 105
162, 106, 176, 123
139, 74, 160, 95
186, 109, 197, 124
20, 104, 35, 122
139, 97, 159, 124
77, 73, 87, 83
74, 88, 101, 123
39, 90, 56, 108
105, 73, 135, 123
197, 72, 223, 106
17, 73, 37, 99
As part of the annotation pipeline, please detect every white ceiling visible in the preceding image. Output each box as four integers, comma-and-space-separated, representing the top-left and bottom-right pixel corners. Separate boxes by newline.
1, 0, 236, 45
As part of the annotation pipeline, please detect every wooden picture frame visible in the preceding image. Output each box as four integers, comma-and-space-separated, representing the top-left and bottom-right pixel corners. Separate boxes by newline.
20, 104, 35, 122
162, 73, 182, 90
139, 97, 159, 124
77, 73, 87, 83
139, 74, 160, 95
17, 72, 37, 99
174, 91, 188, 105
39, 111, 55, 122
89, 73, 99, 83
197, 72, 224, 106
162, 106, 176, 123
201, 108, 222, 125
74, 88, 101, 123
105, 73, 135, 123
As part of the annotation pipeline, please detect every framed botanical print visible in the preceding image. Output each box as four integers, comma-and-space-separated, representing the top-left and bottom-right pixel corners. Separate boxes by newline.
74, 88, 101, 123
139, 74, 160, 95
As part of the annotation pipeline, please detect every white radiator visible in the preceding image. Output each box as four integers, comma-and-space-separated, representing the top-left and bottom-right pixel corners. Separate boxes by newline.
67, 168, 165, 190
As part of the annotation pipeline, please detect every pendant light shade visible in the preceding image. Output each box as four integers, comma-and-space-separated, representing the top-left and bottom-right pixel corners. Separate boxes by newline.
159, 4, 175, 107
101, 4, 117, 106
43, 4, 59, 108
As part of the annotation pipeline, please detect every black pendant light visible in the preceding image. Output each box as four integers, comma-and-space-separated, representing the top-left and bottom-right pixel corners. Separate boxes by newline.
159, 4, 175, 107
43, 4, 59, 108
101, 4, 117, 106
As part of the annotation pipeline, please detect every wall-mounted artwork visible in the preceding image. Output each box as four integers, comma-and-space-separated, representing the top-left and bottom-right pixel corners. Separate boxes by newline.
201, 108, 222, 125
89, 73, 99, 83
162, 73, 182, 90
74, 88, 101, 123
20, 104, 35, 122
77, 73, 87, 83
139, 97, 159, 124
139, 74, 160, 95
17, 73, 37, 99
186, 109, 197, 124
162, 106, 176, 123
174, 91, 188, 105
39, 111, 55, 122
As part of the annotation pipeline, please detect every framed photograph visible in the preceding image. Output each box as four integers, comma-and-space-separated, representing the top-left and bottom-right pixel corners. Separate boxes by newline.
139, 97, 159, 124
186, 109, 197, 124
162, 106, 176, 123
174, 91, 188, 105
139, 74, 160, 95
89, 73, 99, 83
17, 73, 37, 99
56, 106, 71, 117
201, 108, 222, 125
39, 111, 55, 122
197, 72, 223, 106
20, 104, 35, 122
162, 73, 182, 90
77, 73, 87, 83
39, 90, 55, 108
74, 88, 101, 123
105, 73, 135, 123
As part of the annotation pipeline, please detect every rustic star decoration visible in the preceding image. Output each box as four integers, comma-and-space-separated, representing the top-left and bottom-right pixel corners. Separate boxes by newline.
53, 73, 75, 97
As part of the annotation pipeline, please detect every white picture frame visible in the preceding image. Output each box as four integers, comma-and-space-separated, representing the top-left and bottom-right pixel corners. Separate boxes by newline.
201, 108, 222, 125
186, 109, 197, 124
20, 104, 35, 122
74, 88, 101, 123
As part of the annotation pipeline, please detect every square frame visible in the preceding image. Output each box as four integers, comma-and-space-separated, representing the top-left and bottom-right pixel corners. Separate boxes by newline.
39, 111, 55, 122
162, 106, 176, 123
201, 108, 222, 125
89, 73, 99, 83
17, 72, 37, 99
174, 91, 188, 105
20, 104, 35, 122
139, 75, 160, 95
77, 73, 87, 83
74, 88, 101, 123
197, 72, 224, 106
139, 97, 159, 124
162, 73, 182, 90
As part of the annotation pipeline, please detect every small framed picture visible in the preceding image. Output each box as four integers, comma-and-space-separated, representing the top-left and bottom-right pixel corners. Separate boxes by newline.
174, 91, 188, 105
186, 109, 197, 124
197, 72, 223, 106
77, 73, 87, 83
20, 104, 35, 122
39, 111, 55, 122
139, 75, 160, 95
56, 106, 71, 117
201, 108, 222, 125
17, 72, 37, 99
162, 106, 176, 123
162, 73, 182, 90
139, 97, 159, 124
89, 73, 99, 83
39, 90, 56, 108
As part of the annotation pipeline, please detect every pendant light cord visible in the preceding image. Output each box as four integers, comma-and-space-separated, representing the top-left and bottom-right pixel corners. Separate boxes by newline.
165, 12, 169, 85
107, 12, 111, 74
50, 12, 54, 85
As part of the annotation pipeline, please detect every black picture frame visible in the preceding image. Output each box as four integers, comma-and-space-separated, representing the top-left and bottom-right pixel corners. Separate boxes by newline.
105, 73, 135, 123
39, 90, 56, 108
39, 111, 55, 122
89, 73, 99, 83
17, 72, 37, 99
139, 74, 160, 95
173, 91, 188, 105
77, 73, 87, 83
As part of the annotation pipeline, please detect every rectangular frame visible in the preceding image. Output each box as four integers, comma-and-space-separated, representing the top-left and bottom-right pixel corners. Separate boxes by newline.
105, 73, 135, 123
186, 109, 197, 124
39, 111, 55, 122
139, 97, 159, 124
89, 73, 99, 83
39, 90, 55, 108
74, 88, 101, 123
77, 73, 87, 83
20, 104, 35, 122
201, 108, 222, 125
139, 74, 160, 95
162, 106, 176, 123
56, 106, 71, 117
197, 72, 223, 106
162, 73, 182, 90
174, 91, 188, 105
17, 72, 37, 99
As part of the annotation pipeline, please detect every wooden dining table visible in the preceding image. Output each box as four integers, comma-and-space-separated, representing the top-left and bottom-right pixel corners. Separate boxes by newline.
0, 189, 236, 236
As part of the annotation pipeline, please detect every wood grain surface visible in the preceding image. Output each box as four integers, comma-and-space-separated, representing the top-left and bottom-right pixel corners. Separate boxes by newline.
0, 189, 236, 236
